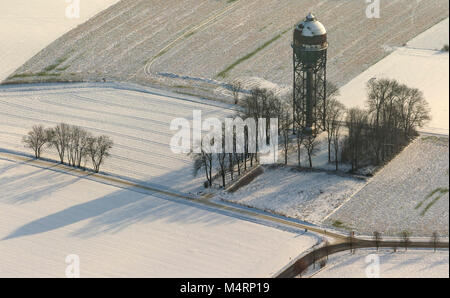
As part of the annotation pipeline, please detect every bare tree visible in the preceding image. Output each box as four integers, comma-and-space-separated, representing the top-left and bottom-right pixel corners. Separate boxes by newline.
241, 87, 283, 166
348, 231, 356, 254
325, 99, 345, 163
302, 135, 319, 168
87, 135, 113, 173
295, 128, 304, 167
373, 231, 382, 251
324, 239, 330, 260
230, 80, 243, 105
76, 130, 91, 169
225, 122, 236, 181
67, 125, 79, 167
191, 139, 213, 188
216, 152, 228, 188
47, 123, 71, 164
365, 78, 430, 165
289, 89, 305, 167
315, 81, 340, 130
396, 85, 431, 138
344, 108, 368, 172
22, 125, 49, 159
400, 230, 411, 251
67, 126, 90, 168
280, 106, 292, 165
366, 78, 398, 164
431, 232, 440, 252
332, 117, 343, 171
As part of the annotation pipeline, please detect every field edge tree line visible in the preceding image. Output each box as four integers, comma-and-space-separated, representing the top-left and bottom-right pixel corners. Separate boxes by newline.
193, 78, 431, 188
22, 123, 113, 173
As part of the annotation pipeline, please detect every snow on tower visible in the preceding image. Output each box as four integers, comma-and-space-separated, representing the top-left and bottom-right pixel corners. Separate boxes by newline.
292, 13, 328, 134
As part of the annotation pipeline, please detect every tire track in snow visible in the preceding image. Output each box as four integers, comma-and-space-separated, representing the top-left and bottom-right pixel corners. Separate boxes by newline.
137, 0, 242, 79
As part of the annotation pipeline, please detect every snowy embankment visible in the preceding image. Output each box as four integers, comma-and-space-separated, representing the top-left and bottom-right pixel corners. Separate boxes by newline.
311, 249, 449, 278
0, 83, 235, 195
327, 137, 449, 237
337, 18, 449, 135
0, 0, 119, 82
0, 157, 318, 277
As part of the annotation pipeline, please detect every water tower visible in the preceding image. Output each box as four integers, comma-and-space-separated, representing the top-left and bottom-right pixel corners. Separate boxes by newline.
292, 13, 328, 134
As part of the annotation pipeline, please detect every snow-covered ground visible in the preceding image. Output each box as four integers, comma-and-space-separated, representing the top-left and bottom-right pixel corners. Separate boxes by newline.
312, 249, 449, 278
327, 137, 449, 236
0, 0, 119, 81
407, 18, 449, 50
338, 18, 449, 135
0, 83, 235, 195
219, 166, 365, 225
218, 131, 368, 225
0, 157, 318, 277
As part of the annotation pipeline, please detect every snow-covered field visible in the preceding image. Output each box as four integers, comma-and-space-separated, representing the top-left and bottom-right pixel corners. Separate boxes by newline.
407, 18, 449, 50
338, 18, 449, 135
0, 0, 119, 82
312, 249, 449, 278
4, 0, 448, 101
327, 137, 449, 236
0, 157, 319, 277
219, 166, 366, 225
0, 83, 235, 195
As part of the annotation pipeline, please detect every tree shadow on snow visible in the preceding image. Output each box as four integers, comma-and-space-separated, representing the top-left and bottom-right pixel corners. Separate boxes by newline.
1, 163, 240, 241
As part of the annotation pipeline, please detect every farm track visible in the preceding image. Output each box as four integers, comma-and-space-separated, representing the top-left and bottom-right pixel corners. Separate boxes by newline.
140, 0, 242, 79
276, 239, 449, 278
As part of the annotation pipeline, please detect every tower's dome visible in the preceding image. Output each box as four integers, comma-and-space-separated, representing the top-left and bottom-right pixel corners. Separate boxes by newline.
293, 13, 327, 48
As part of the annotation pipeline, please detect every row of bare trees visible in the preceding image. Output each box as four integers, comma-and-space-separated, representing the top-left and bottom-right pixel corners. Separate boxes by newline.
22, 123, 113, 173
191, 88, 287, 188
364, 231, 441, 252
191, 133, 258, 188
193, 78, 430, 187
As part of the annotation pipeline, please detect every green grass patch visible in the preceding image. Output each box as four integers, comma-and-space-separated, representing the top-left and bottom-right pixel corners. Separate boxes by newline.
146, 49, 169, 64
9, 73, 35, 79
43, 57, 69, 72
416, 187, 449, 210
9, 72, 61, 79
56, 65, 70, 71
217, 28, 290, 78
420, 195, 443, 216
332, 220, 352, 230
173, 85, 192, 89
416, 187, 449, 216
44, 63, 60, 72
184, 31, 196, 39
35, 72, 61, 77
